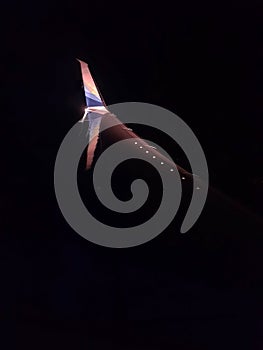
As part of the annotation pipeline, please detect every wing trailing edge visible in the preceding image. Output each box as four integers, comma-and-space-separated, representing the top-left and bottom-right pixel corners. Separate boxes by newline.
77, 59, 109, 168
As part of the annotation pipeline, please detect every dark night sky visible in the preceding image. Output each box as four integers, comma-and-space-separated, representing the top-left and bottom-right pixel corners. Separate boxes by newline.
3, 0, 263, 207
2, 0, 263, 349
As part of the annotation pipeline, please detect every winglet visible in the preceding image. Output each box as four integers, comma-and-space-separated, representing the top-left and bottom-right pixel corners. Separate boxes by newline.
77, 58, 105, 108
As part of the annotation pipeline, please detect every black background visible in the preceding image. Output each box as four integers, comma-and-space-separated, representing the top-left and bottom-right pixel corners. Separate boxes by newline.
2, 0, 263, 349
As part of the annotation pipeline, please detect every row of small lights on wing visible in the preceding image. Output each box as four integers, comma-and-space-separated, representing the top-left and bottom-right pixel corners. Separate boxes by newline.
134, 141, 200, 190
